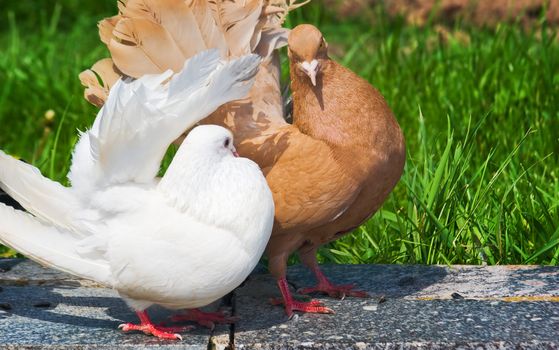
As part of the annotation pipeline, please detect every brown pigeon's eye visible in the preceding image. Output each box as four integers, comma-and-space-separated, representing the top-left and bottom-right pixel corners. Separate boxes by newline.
224, 138, 230, 147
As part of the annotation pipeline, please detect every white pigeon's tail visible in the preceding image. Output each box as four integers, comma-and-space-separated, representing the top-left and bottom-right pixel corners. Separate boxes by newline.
0, 150, 80, 231
69, 50, 260, 195
0, 203, 112, 285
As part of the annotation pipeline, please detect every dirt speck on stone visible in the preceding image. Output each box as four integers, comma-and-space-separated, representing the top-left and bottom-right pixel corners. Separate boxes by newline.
451, 292, 465, 300
397, 276, 416, 286
33, 301, 52, 308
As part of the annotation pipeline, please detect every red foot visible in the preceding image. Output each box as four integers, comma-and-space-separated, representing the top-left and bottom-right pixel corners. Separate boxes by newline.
119, 311, 191, 340
169, 308, 239, 329
298, 267, 370, 299
271, 277, 335, 318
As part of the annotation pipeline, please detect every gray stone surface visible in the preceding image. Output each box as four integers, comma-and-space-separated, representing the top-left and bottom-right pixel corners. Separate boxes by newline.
234, 264, 559, 349
0, 260, 558, 349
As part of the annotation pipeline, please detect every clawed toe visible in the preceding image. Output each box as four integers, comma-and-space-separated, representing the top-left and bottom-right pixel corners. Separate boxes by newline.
119, 311, 189, 340
118, 323, 183, 340
291, 300, 335, 315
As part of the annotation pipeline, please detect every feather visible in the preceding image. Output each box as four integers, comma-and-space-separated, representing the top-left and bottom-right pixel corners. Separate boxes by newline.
208, 0, 263, 56
190, 0, 228, 55
262, 0, 311, 28
168, 48, 221, 97
99, 15, 121, 45
118, 0, 207, 58
70, 50, 259, 191
109, 18, 186, 77
0, 150, 81, 232
79, 58, 121, 107
254, 28, 289, 57
0, 203, 112, 285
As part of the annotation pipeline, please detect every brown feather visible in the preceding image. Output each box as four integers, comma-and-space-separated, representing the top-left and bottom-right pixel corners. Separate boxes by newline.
208, 0, 263, 56
189, 0, 228, 55
119, 0, 207, 58
109, 18, 186, 77
253, 28, 288, 57
98, 15, 120, 45
264, 0, 311, 27
79, 59, 121, 107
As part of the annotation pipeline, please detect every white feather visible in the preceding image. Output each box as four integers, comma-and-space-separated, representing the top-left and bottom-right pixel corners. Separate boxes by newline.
0, 203, 112, 285
0, 150, 80, 232
68, 49, 261, 195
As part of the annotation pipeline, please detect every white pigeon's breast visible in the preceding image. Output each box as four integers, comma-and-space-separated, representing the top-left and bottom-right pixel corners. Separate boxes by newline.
107, 198, 269, 309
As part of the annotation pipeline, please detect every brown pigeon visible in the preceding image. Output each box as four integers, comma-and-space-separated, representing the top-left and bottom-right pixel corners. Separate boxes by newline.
248, 24, 405, 316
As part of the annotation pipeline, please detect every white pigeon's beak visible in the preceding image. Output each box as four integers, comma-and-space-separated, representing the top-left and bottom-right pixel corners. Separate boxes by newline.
301, 59, 319, 86
231, 146, 239, 158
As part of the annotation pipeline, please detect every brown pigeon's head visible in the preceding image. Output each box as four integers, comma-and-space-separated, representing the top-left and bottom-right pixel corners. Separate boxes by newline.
288, 24, 329, 86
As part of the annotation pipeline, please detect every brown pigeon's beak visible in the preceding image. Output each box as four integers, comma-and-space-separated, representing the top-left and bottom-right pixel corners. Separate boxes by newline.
301, 59, 319, 86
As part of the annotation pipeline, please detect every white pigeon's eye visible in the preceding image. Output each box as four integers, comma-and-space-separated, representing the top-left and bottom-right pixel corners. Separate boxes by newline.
224, 138, 230, 147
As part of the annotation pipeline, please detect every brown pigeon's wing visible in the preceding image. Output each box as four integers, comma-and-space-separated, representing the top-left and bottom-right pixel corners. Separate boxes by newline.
264, 129, 362, 235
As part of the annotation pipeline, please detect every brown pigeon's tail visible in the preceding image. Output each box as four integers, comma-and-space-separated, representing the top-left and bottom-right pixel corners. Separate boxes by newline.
80, 0, 310, 108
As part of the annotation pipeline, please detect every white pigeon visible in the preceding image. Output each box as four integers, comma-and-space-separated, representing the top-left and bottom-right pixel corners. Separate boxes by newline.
0, 49, 275, 340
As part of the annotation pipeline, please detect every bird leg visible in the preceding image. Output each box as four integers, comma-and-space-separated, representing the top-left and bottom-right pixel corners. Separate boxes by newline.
298, 265, 370, 299
270, 277, 334, 318
119, 311, 192, 340
298, 248, 369, 299
169, 308, 239, 329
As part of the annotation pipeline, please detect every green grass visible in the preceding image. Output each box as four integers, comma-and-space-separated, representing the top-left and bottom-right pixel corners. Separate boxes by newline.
0, 1, 558, 264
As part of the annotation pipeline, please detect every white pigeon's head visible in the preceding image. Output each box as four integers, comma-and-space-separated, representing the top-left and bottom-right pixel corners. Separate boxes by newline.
182, 125, 239, 159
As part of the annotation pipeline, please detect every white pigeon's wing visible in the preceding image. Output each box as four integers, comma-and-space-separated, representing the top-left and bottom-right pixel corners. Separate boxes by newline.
68, 50, 260, 194
0, 203, 112, 286
0, 150, 81, 232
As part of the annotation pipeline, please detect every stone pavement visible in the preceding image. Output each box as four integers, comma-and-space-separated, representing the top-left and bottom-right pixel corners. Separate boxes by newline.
0, 259, 557, 349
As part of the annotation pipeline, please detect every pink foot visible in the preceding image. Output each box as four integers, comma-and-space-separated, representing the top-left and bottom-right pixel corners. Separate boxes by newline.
119, 311, 191, 340
170, 308, 239, 329
271, 277, 335, 318
299, 267, 370, 299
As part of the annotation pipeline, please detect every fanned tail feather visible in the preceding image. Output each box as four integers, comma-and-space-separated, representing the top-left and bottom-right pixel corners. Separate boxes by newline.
70, 50, 260, 192
0, 150, 80, 232
163, 53, 261, 118
80, 0, 307, 106
0, 203, 112, 285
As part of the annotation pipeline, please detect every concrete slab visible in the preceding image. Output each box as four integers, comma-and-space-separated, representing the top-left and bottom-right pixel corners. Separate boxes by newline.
233, 264, 559, 349
0, 260, 558, 349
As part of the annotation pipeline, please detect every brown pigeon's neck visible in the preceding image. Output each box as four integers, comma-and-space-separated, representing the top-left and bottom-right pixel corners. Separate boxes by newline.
290, 60, 360, 149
